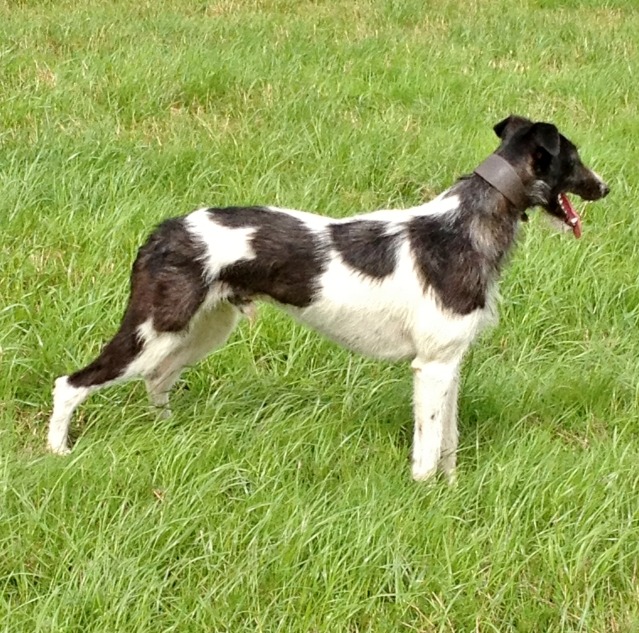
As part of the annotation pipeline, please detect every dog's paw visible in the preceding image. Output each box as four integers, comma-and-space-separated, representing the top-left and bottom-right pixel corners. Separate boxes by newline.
444, 469, 458, 487
157, 408, 172, 420
47, 442, 71, 456
411, 464, 438, 482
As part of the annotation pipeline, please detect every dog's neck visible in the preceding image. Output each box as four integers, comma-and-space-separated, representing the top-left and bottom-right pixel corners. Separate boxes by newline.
474, 154, 528, 210
439, 162, 529, 278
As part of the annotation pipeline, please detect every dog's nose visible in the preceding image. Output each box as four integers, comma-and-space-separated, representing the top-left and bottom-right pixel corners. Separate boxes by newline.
600, 182, 610, 198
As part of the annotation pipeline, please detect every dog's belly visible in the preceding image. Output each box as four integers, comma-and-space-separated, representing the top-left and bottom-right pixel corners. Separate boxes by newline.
285, 301, 416, 360
281, 258, 422, 361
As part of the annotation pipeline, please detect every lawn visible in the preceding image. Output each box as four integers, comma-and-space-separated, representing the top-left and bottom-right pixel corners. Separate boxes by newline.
1, 0, 638, 630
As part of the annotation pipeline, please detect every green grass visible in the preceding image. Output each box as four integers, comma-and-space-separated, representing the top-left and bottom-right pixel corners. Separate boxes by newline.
2, 0, 639, 630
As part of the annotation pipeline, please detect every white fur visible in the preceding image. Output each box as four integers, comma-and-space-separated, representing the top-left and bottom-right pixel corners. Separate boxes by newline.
335, 192, 461, 224
48, 377, 90, 454
141, 301, 240, 415
286, 240, 420, 359
186, 209, 257, 279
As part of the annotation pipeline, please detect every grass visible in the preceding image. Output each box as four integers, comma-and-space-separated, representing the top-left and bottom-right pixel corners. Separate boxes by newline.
1, 0, 639, 630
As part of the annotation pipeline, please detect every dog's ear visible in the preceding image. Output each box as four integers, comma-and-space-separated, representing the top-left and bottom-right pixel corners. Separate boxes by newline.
493, 114, 532, 139
530, 122, 560, 157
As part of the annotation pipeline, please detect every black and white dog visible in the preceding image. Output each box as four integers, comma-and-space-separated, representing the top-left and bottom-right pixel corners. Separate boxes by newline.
48, 115, 609, 481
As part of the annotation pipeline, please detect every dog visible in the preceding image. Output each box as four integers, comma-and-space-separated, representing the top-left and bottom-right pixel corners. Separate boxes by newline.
47, 115, 609, 481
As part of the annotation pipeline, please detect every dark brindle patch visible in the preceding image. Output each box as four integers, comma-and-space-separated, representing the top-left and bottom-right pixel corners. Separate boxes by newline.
211, 207, 328, 307
407, 175, 523, 316
135, 218, 210, 331
329, 220, 398, 279
408, 213, 487, 315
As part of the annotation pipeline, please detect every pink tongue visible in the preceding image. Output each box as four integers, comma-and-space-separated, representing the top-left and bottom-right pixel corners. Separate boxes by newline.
560, 193, 582, 239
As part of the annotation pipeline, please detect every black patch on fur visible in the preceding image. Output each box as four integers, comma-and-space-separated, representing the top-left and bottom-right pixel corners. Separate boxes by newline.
408, 214, 487, 315
211, 207, 327, 307
69, 218, 208, 388
133, 217, 210, 332
329, 220, 397, 278
409, 177, 522, 315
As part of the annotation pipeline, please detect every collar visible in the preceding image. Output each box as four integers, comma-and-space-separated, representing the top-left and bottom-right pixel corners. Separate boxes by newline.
474, 154, 528, 209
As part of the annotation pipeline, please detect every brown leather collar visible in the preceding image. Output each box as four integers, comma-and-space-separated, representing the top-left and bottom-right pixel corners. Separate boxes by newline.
474, 154, 528, 209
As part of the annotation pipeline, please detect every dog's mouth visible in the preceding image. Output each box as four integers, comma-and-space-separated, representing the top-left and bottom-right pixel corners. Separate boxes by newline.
545, 193, 582, 239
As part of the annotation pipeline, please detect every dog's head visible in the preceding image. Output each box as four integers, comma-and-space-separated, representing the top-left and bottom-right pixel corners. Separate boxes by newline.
493, 115, 609, 237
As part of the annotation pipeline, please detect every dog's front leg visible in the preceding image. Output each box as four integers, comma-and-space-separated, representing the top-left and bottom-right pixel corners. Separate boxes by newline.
438, 367, 460, 484
410, 358, 459, 482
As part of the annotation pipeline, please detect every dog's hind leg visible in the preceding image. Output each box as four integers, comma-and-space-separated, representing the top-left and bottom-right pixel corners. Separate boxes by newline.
410, 357, 461, 482
145, 366, 182, 417
144, 301, 241, 417
48, 218, 215, 454
48, 312, 149, 455
48, 313, 202, 454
